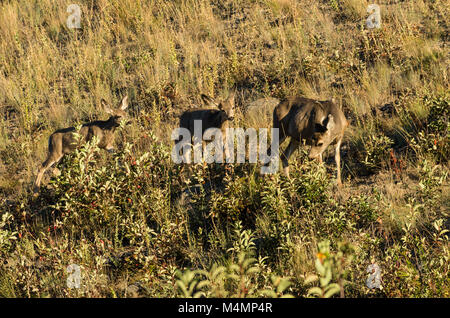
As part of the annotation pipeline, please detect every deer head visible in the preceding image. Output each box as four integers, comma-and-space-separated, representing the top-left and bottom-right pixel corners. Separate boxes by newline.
102, 95, 129, 127
201, 90, 236, 121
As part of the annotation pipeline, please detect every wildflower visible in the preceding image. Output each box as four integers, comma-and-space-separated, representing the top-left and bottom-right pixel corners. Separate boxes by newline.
317, 252, 326, 264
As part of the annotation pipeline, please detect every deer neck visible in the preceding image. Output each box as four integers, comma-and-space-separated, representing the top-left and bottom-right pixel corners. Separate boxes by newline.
214, 110, 229, 126
105, 116, 120, 130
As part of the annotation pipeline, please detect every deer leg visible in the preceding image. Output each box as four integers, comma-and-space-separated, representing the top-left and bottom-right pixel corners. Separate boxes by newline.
335, 138, 342, 186
34, 167, 47, 192
51, 154, 65, 176
262, 128, 286, 170
192, 134, 203, 164
281, 139, 300, 177
223, 134, 231, 163
181, 141, 190, 164
318, 153, 323, 164
34, 156, 59, 193
201, 140, 207, 162
174, 135, 190, 164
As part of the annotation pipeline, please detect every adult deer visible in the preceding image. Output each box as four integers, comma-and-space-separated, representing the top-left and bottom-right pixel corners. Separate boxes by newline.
266, 97, 348, 185
33, 95, 129, 193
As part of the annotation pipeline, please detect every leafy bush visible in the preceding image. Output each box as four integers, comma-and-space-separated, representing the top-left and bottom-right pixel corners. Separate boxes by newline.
48, 130, 172, 251
362, 135, 395, 174
305, 240, 341, 298
175, 222, 292, 298
409, 94, 449, 163
0, 213, 17, 257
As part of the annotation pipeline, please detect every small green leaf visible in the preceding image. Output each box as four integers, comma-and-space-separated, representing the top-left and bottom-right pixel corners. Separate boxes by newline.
276, 278, 291, 293
307, 287, 323, 297
324, 284, 341, 298
304, 274, 318, 285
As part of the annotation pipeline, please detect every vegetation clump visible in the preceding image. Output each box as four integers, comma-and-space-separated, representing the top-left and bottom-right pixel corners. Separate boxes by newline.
0, 0, 448, 298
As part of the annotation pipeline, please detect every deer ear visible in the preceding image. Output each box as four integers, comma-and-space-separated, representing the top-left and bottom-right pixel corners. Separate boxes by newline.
227, 90, 236, 102
120, 95, 129, 110
325, 114, 335, 131
201, 94, 218, 107
102, 99, 114, 114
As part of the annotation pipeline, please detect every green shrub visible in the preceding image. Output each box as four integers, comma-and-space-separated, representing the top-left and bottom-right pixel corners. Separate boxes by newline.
0, 213, 17, 257
305, 240, 354, 298
362, 135, 394, 174
49, 130, 171, 248
409, 94, 449, 163
175, 221, 292, 298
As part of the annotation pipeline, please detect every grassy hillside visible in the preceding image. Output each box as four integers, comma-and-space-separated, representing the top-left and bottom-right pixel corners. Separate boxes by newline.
0, 0, 448, 297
